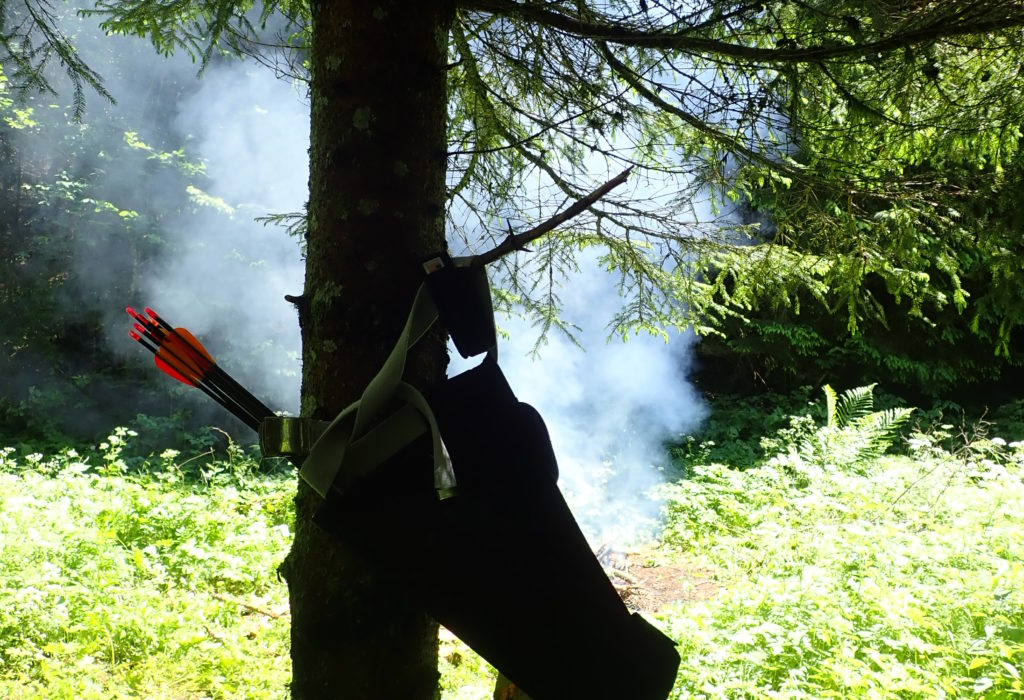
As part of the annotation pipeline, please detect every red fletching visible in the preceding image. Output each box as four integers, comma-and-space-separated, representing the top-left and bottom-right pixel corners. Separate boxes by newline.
128, 320, 194, 386
146, 333, 208, 386
160, 330, 212, 376
172, 327, 214, 364
129, 310, 205, 380
127, 307, 215, 379
154, 354, 198, 387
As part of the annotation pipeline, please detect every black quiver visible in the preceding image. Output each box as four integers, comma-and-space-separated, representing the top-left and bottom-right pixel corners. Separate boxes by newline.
298, 254, 680, 700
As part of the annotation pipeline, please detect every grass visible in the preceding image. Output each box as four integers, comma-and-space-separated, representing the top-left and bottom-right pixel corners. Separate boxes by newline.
1, 391, 1023, 698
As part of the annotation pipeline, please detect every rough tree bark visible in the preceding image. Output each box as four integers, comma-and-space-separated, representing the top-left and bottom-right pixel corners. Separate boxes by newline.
279, 2, 453, 698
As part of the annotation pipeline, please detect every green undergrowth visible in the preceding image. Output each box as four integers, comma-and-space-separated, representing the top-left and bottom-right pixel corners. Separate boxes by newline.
0, 426, 495, 699
0, 430, 295, 699
3, 391, 1023, 698
659, 389, 1024, 698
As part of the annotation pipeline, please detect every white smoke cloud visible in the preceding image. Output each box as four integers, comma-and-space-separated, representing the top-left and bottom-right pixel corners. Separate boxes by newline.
158, 55, 709, 543
4, 13, 311, 422
149, 62, 308, 414
165, 56, 708, 545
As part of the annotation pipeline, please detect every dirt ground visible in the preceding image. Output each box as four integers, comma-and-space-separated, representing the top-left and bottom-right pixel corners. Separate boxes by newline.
605, 548, 721, 613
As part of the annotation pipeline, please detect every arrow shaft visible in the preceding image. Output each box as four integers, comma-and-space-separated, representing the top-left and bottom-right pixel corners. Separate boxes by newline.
206, 364, 275, 422
142, 333, 263, 429
145, 308, 271, 417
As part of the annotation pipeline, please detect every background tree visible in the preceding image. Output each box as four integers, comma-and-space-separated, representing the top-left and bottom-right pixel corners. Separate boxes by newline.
690, 3, 1024, 396
0, 47, 213, 443
6, 0, 1024, 697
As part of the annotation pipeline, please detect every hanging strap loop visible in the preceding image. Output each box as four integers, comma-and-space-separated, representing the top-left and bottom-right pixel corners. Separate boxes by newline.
299, 282, 457, 500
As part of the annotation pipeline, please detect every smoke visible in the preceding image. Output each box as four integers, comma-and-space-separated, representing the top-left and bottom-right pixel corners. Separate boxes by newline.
151, 49, 708, 544
146, 61, 308, 416
0, 11, 310, 438
74, 21, 309, 418
449, 251, 707, 545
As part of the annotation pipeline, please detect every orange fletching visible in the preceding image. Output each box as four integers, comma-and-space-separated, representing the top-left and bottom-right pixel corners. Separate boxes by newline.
128, 305, 270, 429
173, 327, 214, 364
156, 342, 204, 381
156, 330, 212, 377
131, 306, 217, 385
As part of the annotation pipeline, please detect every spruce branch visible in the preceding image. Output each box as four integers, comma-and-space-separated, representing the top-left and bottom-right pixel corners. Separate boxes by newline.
460, 0, 1024, 64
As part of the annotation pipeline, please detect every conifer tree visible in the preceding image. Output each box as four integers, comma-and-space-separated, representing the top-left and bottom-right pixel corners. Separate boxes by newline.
5, 0, 1023, 696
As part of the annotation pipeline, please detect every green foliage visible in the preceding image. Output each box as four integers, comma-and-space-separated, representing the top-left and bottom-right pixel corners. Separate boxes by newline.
0, 2, 113, 118
671, 383, 917, 474
693, 266, 1023, 397
659, 391, 1024, 699
0, 430, 506, 699
669, 387, 819, 471
438, 630, 501, 700
1, 32, 299, 442
1, 54, 216, 439
4, 391, 1024, 698
442, 0, 1024, 361
88, 0, 309, 67
0, 432, 294, 699
798, 384, 915, 472
6, 2, 1024, 696
692, 19, 1024, 395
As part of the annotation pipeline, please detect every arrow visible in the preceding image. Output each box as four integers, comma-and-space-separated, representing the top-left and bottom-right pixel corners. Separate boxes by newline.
126, 306, 275, 430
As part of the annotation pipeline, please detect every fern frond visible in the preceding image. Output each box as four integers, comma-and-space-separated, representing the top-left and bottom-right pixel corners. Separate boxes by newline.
835, 383, 877, 429
854, 407, 915, 457
806, 384, 914, 469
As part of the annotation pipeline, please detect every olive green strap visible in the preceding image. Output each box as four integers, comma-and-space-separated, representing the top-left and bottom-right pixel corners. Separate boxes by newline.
299, 283, 457, 500
258, 417, 329, 459
352, 283, 438, 439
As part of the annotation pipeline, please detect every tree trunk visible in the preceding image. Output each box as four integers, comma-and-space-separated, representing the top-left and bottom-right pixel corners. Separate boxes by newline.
280, 3, 452, 698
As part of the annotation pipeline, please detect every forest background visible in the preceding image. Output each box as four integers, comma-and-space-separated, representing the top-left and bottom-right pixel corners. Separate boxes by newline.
2, 2, 1022, 450
1, 1, 1023, 698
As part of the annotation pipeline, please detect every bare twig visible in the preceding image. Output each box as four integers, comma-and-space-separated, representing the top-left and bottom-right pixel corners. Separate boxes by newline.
887, 460, 946, 512
174, 447, 215, 472
471, 167, 633, 267
212, 592, 289, 619
204, 624, 226, 642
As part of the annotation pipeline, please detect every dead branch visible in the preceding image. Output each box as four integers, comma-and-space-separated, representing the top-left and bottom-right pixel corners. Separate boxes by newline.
605, 566, 638, 584
471, 166, 633, 267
